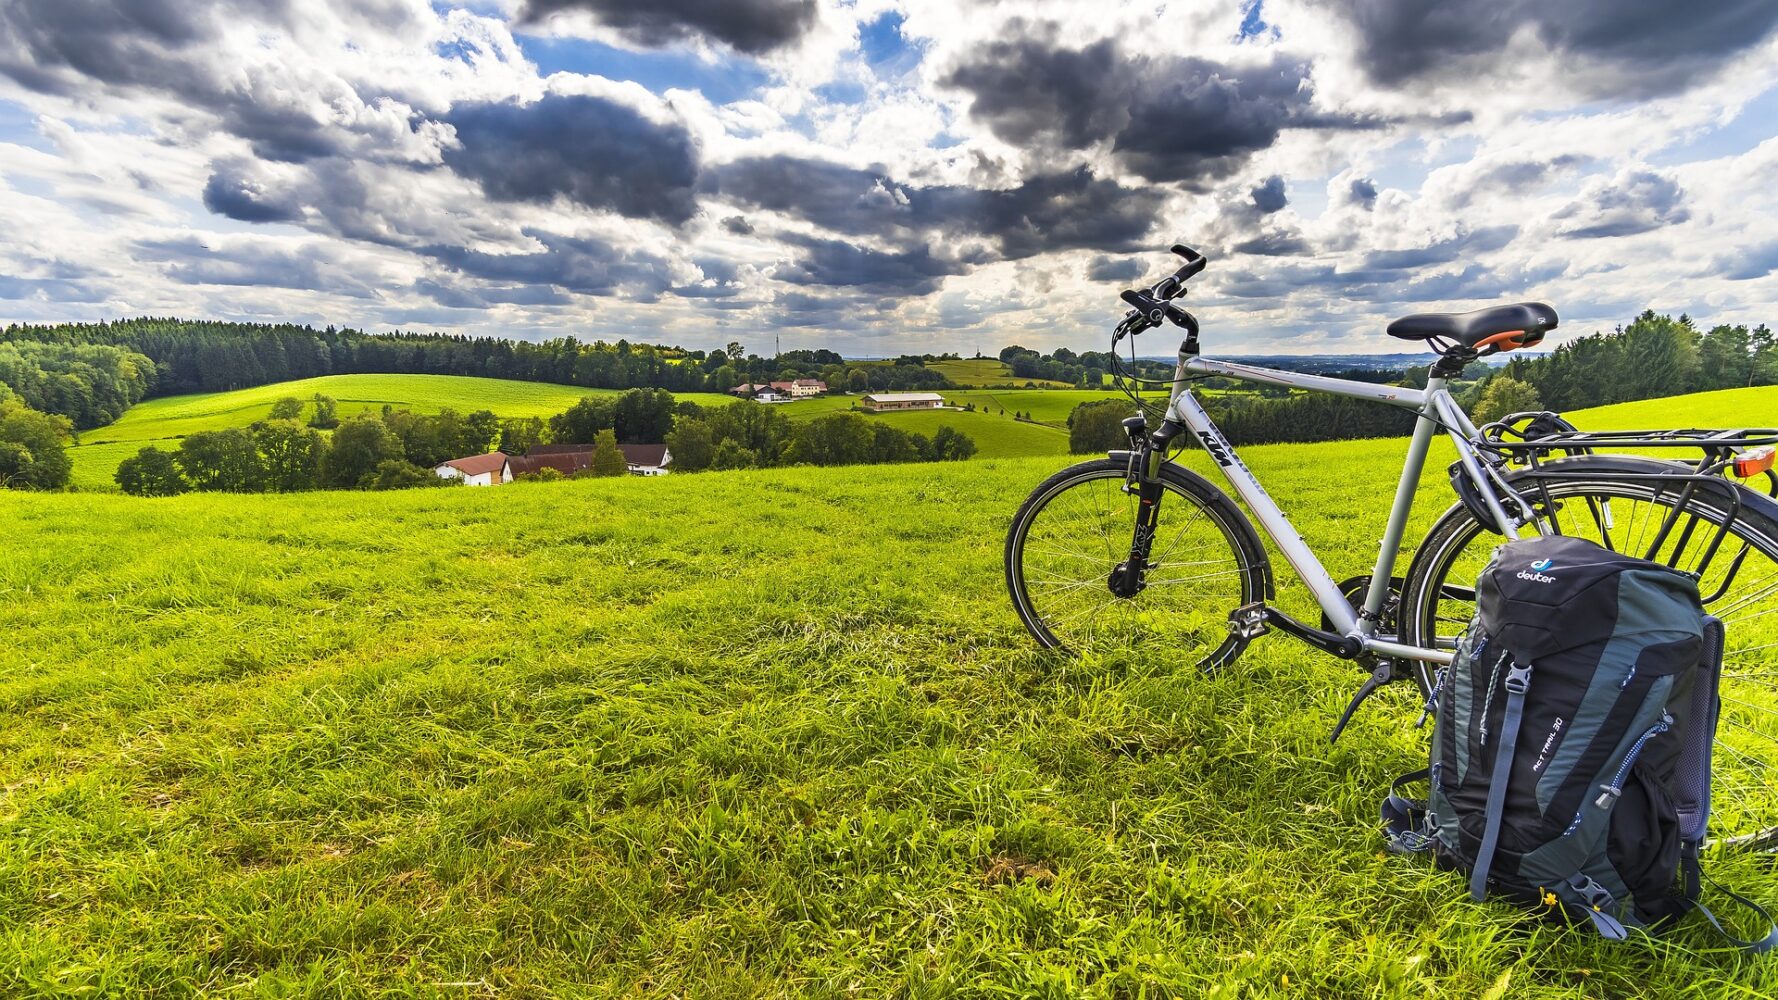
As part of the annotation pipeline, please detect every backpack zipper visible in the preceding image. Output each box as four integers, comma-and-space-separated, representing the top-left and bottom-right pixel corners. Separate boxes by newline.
1563, 714, 1672, 835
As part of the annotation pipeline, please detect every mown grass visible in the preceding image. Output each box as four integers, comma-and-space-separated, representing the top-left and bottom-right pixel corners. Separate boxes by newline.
5, 435, 1776, 997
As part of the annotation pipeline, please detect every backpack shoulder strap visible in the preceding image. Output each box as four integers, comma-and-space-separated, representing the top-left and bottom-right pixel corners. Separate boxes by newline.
1684, 844, 1778, 954
1674, 616, 1725, 844
1471, 661, 1533, 901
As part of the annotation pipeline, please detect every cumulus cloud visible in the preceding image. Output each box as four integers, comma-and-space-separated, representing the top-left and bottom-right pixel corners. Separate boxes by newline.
1555, 170, 1689, 238
443, 93, 701, 225
941, 25, 1380, 184
516, 0, 819, 54
1333, 0, 1778, 97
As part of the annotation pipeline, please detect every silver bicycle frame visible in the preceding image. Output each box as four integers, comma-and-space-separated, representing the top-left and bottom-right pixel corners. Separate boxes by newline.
1162, 348, 1529, 667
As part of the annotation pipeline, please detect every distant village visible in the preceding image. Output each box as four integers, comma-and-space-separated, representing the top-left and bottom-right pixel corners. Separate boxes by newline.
434, 380, 949, 485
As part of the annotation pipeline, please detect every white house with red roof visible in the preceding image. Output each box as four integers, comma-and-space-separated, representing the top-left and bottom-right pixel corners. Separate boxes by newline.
434, 451, 511, 486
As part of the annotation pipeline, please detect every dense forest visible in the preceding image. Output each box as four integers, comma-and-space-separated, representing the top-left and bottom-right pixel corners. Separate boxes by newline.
112, 389, 977, 496
0, 341, 154, 429
0, 319, 948, 412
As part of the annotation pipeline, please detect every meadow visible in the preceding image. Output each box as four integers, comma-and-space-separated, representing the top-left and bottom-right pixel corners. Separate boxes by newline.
6, 406, 1778, 996
65, 375, 737, 491
924, 358, 1077, 388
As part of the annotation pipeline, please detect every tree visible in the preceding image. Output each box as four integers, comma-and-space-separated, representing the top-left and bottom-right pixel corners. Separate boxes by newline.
254, 419, 325, 492
588, 429, 627, 476
711, 439, 757, 470
784, 413, 874, 466
308, 394, 339, 429
1069, 399, 1132, 454
0, 401, 72, 489
1471, 376, 1543, 425
464, 410, 502, 455
116, 446, 188, 496
930, 425, 977, 461
612, 388, 676, 443
367, 459, 452, 490
726, 341, 745, 362
666, 418, 714, 471
549, 396, 615, 444
324, 416, 403, 488
177, 428, 265, 492
500, 416, 547, 454
268, 396, 304, 420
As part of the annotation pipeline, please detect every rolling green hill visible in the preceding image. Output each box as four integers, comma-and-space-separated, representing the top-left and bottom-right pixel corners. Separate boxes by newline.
65, 374, 736, 491
6, 438, 1772, 996
1567, 384, 1778, 430
925, 357, 1076, 388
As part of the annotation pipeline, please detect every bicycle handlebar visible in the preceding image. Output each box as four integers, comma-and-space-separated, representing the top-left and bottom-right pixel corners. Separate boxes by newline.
1115, 245, 1207, 340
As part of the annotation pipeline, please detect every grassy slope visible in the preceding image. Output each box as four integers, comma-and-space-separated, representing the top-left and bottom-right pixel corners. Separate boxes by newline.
1567, 384, 1778, 430
926, 358, 1074, 388
67, 374, 735, 491
4, 442, 1773, 996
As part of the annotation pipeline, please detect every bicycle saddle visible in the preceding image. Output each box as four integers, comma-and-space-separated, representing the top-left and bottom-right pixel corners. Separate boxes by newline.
1386, 302, 1559, 351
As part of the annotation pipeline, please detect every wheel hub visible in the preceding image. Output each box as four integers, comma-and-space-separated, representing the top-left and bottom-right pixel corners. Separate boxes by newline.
1107, 561, 1146, 598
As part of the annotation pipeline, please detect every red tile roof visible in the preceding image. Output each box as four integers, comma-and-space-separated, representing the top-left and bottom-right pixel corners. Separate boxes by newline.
438, 452, 508, 476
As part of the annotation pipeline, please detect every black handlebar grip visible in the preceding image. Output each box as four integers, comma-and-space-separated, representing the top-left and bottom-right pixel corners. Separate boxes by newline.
1169, 244, 1207, 281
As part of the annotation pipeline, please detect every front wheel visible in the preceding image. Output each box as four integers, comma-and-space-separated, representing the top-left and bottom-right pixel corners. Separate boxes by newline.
1004, 458, 1269, 666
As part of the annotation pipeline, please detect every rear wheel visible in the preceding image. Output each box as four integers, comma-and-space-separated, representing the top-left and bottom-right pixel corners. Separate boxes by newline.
1005, 458, 1268, 666
1400, 470, 1778, 850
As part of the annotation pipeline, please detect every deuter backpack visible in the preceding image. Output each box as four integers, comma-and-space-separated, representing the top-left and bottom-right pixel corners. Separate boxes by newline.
1382, 534, 1776, 949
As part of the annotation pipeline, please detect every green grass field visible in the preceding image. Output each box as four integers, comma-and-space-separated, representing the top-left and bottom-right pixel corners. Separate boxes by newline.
66, 375, 737, 492
926, 358, 1076, 388
6, 429, 1777, 996
1567, 385, 1778, 430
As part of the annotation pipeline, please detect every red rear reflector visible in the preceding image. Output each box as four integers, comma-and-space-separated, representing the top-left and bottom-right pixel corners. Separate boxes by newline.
1734, 446, 1776, 478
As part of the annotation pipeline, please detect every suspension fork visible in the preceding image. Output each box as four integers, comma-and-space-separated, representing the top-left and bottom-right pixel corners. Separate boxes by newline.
1111, 417, 1187, 597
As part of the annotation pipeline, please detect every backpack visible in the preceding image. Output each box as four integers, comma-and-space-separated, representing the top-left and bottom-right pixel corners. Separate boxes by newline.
1381, 534, 1777, 949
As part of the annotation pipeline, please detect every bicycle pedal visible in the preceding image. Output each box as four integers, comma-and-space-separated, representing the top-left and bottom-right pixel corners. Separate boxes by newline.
1227, 602, 1270, 640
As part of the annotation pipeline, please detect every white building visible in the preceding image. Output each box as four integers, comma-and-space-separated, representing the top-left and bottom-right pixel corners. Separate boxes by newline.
860, 392, 945, 412
434, 452, 511, 486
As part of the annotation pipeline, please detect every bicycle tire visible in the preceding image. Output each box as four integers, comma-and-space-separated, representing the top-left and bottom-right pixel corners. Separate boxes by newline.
1399, 459, 1778, 850
1005, 457, 1270, 667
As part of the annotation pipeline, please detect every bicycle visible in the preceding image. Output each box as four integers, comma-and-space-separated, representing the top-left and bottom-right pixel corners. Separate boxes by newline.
1003, 245, 1778, 849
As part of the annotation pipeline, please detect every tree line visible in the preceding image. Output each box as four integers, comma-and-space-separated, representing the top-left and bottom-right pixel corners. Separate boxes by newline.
0, 341, 155, 429
112, 389, 978, 495
0, 320, 951, 409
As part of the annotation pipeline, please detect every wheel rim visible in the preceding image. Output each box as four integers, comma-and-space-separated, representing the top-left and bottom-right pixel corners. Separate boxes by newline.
1406, 481, 1778, 849
1010, 468, 1255, 665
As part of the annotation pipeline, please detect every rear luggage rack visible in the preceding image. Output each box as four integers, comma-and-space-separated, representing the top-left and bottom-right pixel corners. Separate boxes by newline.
1479, 413, 1778, 496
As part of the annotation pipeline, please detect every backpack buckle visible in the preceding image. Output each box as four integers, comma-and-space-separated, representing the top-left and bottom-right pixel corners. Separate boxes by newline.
1504, 663, 1532, 695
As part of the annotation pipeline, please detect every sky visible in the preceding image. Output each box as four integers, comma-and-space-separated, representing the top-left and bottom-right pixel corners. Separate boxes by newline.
2, 1, 1778, 357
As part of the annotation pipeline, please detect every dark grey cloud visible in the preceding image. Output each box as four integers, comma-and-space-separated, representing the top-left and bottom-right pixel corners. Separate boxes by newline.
1347, 177, 1378, 210
941, 27, 1378, 184
710, 158, 1159, 261
1335, 0, 1778, 96
133, 236, 378, 298
1555, 171, 1688, 238
1231, 232, 1312, 256
202, 166, 301, 223
444, 94, 699, 225
1360, 225, 1518, 269
1450, 155, 1590, 206
413, 278, 572, 309
423, 231, 675, 299
516, 0, 817, 54
1724, 240, 1778, 281
0, 275, 104, 302
774, 237, 965, 296
721, 215, 755, 235
1251, 176, 1288, 214
1087, 255, 1147, 282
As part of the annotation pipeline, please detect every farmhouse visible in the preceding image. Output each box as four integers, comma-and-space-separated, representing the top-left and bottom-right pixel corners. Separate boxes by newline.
433, 451, 510, 486
500, 443, 673, 479
769, 379, 827, 398
860, 392, 944, 412
729, 383, 772, 397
